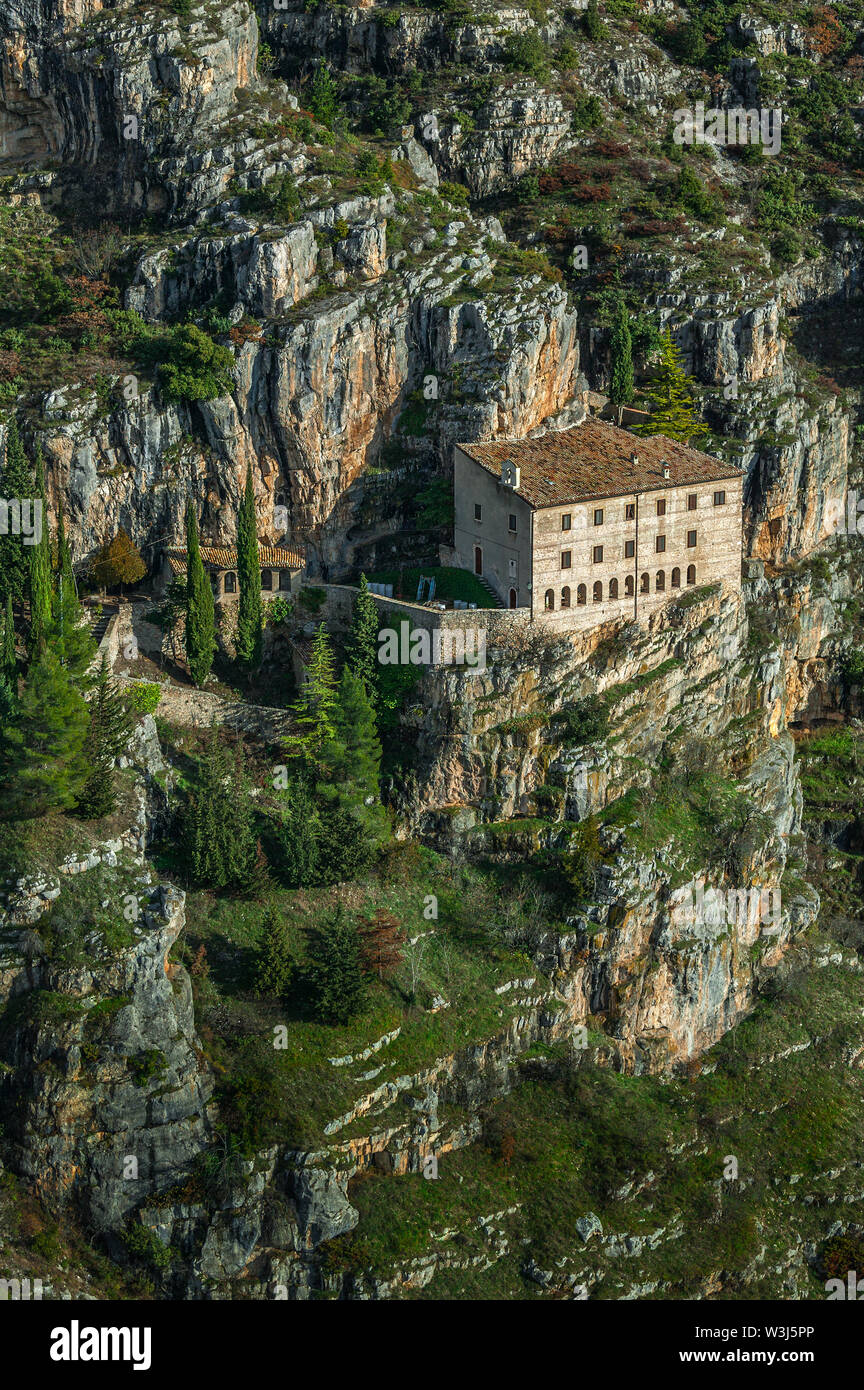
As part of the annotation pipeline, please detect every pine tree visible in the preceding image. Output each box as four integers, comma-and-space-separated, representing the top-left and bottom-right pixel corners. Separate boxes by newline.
184, 502, 216, 688
634, 329, 705, 443
28, 445, 52, 654
321, 664, 387, 854
0, 643, 90, 820
309, 60, 337, 129
75, 654, 133, 819
255, 905, 294, 997
0, 418, 33, 606
346, 574, 379, 705
608, 301, 634, 424
276, 778, 320, 887
235, 460, 262, 669
181, 734, 258, 889
305, 907, 368, 1024
289, 624, 337, 757
2, 593, 16, 686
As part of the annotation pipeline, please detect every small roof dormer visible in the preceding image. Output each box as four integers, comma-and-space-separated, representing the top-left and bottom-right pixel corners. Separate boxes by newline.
501, 458, 521, 490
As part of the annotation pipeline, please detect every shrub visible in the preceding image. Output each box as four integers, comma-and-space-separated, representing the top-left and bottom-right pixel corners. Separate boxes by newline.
559, 694, 609, 746
154, 324, 234, 404
128, 681, 162, 715
501, 31, 550, 79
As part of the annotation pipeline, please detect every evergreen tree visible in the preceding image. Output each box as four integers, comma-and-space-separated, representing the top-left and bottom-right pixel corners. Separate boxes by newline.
75, 654, 133, 819
52, 511, 95, 681
346, 574, 379, 704
289, 624, 337, 757
321, 664, 387, 853
184, 502, 216, 688
305, 907, 367, 1024
634, 329, 705, 443
0, 417, 33, 605
309, 60, 337, 129
2, 593, 16, 686
255, 905, 294, 997
235, 461, 262, 669
28, 445, 52, 654
276, 778, 320, 888
315, 807, 376, 885
608, 301, 635, 424
181, 734, 258, 889
0, 643, 90, 820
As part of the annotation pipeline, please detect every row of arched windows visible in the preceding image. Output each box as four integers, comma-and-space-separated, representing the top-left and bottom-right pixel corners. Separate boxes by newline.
544, 566, 696, 611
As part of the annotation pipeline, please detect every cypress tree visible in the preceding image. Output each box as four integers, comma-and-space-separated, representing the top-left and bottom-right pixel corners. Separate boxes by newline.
0, 643, 90, 820
255, 905, 294, 997
2, 593, 16, 685
346, 574, 379, 705
634, 329, 705, 443
184, 502, 216, 688
28, 445, 52, 654
75, 654, 133, 819
322, 664, 387, 855
289, 624, 337, 757
235, 460, 262, 669
52, 509, 95, 681
0, 417, 33, 605
608, 301, 635, 424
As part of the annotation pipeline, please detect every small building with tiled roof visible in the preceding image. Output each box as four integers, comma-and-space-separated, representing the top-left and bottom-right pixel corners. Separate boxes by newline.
453, 419, 742, 628
160, 541, 306, 602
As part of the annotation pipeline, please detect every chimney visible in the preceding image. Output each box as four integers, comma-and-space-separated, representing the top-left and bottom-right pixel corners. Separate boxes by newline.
631, 452, 639, 466
662, 461, 670, 480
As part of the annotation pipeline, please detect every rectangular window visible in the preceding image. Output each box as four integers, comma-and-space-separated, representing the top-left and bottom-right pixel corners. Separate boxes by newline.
561, 550, 572, 568
624, 539, 635, 559
687, 530, 697, 547
592, 545, 603, 564
656, 499, 666, 517
561, 513, 571, 530
508, 513, 517, 533
593, 508, 604, 526
625, 503, 636, 521
655, 535, 666, 553
713, 490, 726, 506
687, 494, 697, 511
474, 503, 482, 522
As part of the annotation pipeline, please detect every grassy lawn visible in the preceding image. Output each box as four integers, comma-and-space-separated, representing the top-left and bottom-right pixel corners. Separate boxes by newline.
364, 566, 497, 609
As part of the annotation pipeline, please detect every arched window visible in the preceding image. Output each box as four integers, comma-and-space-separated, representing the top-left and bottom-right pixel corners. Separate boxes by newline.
577, 584, 587, 605
509, 588, 517, 609
224, 571, 237, 594
609, 578, 619, 599
656, 570, 665, 591
544, 588, 555, 611
686, 564, 696, 585
625, 575, 634, 597
561, 586, 571, 608
261, 569, 273, 591
640, 572, 650, 594
593, 580, 603, 603
671, 567, 681, 588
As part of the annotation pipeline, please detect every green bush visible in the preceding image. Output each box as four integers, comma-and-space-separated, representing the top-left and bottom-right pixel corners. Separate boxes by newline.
501, 31, 550, 79
152, 324, 234, 404
128, 681, 162, 715
558, 694, 609, 746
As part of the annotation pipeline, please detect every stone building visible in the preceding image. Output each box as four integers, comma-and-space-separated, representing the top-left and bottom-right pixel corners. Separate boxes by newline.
161, 542, 306, 602
453, 420, 743, 629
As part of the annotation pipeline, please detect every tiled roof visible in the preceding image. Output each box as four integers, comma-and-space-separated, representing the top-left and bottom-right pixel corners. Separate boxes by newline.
457, 420, 740, 508
166, 543, 306, 575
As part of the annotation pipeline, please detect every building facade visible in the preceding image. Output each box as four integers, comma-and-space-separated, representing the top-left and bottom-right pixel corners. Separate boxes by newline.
161, 543, 306, 602
453, 420, 743, 630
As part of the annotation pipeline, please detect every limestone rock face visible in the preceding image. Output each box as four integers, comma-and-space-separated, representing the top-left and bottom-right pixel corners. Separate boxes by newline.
0, 883, 213, 1231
